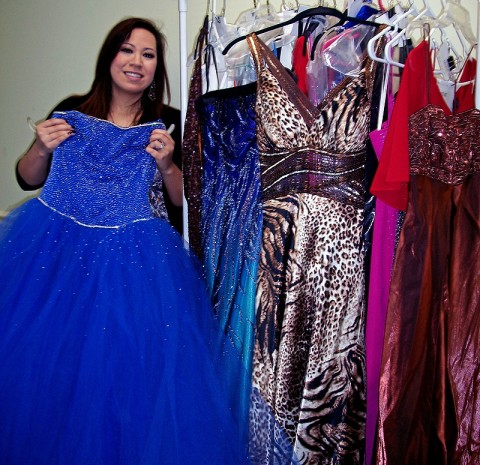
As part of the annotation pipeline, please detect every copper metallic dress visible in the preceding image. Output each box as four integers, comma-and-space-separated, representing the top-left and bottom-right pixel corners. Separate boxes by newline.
376, 42, 480, 465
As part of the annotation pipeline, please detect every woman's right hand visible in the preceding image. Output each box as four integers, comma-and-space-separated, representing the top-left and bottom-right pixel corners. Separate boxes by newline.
33, 118, 75, 157
17, 117, 75, 188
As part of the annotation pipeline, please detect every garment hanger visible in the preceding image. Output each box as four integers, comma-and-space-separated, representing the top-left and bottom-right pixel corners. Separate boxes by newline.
204, 0, 240, 90
263, 0, 304, 50
275, 0, 305, 30
235, 0, 278, 34
343, 4, 380, 29
435, 0, 476, 45
432, 22, 476, 106
280, 0, 300, 12
208, 0, 238, 49
185, 0, 213, 66
429, 28, 464, 79
235, 0, 263, 22
222, 5, 382, 55
375, 62, 392, 130
367, 4, 413, 65
430, 0, 476, 70
383, 2, 436, 67
209, 1, 270, 87
292, 14, 328, 64
384, 0, 467, 74
222, 0, 280, 64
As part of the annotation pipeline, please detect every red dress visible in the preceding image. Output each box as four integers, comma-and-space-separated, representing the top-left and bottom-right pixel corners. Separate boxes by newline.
370, 40, 475, 210
374, 41, 480, 465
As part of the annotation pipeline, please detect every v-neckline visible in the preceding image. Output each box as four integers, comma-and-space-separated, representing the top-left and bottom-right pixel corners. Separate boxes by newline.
421, 40, 476, 116
248, 33, 319, 127
248, 30, 377, 129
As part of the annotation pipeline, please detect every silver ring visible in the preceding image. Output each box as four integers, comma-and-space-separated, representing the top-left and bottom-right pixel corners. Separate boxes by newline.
157, 141, 165, 150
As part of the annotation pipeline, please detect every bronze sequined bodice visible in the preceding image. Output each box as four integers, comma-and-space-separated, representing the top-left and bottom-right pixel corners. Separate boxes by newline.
409, 105, 480, 184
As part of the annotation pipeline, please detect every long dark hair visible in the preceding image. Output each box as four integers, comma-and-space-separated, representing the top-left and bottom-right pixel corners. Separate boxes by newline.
78, 17, 170, 122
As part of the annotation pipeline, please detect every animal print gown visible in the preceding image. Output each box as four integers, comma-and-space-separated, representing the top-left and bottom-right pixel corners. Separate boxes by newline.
247, 30, 383, 465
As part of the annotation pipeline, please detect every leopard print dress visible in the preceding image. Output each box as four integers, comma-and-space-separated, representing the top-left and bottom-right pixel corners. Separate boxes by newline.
247, 31, 383, 465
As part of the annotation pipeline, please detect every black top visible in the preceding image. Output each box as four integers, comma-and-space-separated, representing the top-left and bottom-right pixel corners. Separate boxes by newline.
16, 95, 183, 233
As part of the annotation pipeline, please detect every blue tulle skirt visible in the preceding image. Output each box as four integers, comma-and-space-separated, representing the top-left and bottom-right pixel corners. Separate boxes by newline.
0, 199, 251, 464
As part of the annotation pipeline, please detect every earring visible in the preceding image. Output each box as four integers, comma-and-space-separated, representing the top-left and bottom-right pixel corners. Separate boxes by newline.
148, 80, 157, 101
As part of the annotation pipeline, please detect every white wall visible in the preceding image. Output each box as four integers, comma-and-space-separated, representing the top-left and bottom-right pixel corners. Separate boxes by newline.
0, 0, 477, 215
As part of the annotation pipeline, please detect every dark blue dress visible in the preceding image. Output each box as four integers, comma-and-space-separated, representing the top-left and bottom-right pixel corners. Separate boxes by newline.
196, 83, 262, 421
0, 111, 251, 464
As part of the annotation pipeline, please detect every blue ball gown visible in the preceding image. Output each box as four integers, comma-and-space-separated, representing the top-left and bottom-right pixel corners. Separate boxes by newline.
0, 111, 252, 465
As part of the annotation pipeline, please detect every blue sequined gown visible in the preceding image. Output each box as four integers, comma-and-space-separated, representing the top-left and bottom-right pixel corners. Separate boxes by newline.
196, 83, 262, 421
0, 111, 251, 465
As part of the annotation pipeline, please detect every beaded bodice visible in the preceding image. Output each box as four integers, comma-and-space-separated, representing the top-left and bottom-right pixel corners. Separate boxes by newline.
409, 105, 480, 184
40, 111, 165, 228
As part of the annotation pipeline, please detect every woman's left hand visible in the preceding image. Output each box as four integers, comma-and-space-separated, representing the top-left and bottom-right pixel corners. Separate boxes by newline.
146, 128, 175, 174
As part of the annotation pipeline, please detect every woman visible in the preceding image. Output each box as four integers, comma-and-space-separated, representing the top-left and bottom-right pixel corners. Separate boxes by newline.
0, 18, 251, 464
16, 18, 183, 233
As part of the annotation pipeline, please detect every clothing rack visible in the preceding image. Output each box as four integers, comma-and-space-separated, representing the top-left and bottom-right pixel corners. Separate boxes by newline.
178, 0, 189, 239
179, 0, 480, 109
177, 0, 480, 232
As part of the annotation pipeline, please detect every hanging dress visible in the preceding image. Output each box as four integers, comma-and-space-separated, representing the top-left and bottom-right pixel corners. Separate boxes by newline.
246, 29, 384, 465
373, 41, 480, 465
0, 111, 253, 465
181, 17, 209, 258
195, 82, 263, 422
365, 68, 399, 465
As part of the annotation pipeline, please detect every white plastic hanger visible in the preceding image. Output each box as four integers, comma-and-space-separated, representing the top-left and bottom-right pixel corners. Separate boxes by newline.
431, 0, 476, 74
383, 0, 436, 67
235, 0, 278, 34
430, 28, 464, 79
280, 0, 300, 12
436, 0, 476, 45
367, 3, 416, 65
375, 63, 392, 130
265, 0, 302, 49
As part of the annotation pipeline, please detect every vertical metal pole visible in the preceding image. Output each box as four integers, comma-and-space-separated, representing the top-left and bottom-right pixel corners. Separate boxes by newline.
476, 0, 480, 108
179, 0, 188, 134
178, 0, 189, 241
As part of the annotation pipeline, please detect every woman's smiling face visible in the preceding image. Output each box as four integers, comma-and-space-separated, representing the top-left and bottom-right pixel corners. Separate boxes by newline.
110, 28, 158, 100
